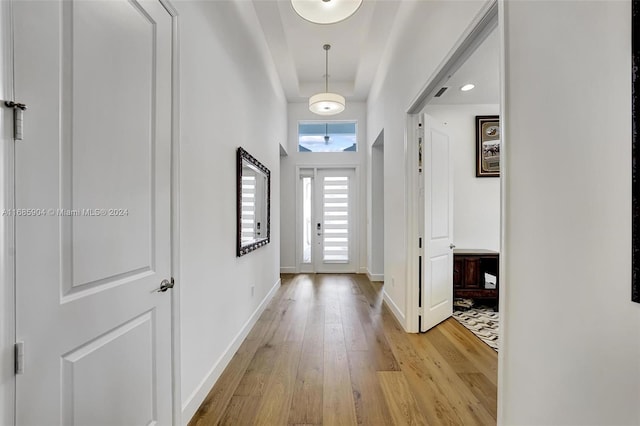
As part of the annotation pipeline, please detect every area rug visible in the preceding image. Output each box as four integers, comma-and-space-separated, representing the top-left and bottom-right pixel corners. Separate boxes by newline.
452, 307, 499, 351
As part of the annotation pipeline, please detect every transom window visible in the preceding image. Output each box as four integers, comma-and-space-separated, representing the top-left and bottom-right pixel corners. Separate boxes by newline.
298, 121, 357, 153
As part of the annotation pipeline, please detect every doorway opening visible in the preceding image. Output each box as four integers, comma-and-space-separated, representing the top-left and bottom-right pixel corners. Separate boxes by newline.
405, 0, 501, 342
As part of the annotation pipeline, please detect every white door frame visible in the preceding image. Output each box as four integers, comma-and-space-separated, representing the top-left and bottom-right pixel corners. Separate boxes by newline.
0, 1, 182, 424
0, 1, 16, 424
404, 0, 499, 333
295, 164, 360, 274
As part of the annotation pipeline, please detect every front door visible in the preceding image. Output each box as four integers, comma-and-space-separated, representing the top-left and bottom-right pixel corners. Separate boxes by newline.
299, 168, 357, 273
13, 1, 174, 424
420, 114, 454, 332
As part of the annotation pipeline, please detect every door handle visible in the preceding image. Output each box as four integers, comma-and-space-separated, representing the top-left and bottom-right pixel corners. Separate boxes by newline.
157, 278, 174, 292
449, 244, 456, 249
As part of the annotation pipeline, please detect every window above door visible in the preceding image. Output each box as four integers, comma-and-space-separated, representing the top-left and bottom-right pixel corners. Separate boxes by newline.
298, 121, 357, 153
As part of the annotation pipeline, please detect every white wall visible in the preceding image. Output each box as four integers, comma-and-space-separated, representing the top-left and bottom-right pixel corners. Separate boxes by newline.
280, 102, 367, 274
367, 0, 488, 327
424, 104, 500, 251
177, 2, 286, 423
500, 1, 640, 424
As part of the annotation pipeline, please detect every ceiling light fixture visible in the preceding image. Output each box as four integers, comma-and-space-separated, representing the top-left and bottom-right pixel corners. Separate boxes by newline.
291, 0, 363, 25
460, 83, 475, 92
309, 44, 345, 116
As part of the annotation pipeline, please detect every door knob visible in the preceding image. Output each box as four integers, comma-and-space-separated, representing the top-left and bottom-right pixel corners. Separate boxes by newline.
449, 244, 456, 249
157, 278, 174, 292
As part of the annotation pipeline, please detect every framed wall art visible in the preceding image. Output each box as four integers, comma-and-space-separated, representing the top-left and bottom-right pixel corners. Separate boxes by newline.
476, 115, 500, 177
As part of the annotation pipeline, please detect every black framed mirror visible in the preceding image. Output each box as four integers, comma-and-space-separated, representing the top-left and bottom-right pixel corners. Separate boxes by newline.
237, 147, 271, 257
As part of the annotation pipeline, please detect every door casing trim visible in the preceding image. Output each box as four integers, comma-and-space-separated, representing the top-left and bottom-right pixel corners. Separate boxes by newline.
0, 1, 15, 424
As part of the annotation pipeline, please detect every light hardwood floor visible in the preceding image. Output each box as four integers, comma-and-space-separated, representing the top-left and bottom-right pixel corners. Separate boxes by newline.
189, 274, 498, 426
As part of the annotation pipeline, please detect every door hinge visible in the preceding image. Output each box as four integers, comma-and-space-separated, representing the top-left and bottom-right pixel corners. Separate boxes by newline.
418, 307, 425, 316
417, 123, 424, 173
4, 101, 27, 141
15, 341, 24, 375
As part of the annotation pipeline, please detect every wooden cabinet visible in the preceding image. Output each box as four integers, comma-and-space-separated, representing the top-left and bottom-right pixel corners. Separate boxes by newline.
453, 249, 499, 308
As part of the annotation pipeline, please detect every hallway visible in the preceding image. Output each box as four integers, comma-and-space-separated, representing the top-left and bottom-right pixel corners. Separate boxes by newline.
189, 275, 497, 425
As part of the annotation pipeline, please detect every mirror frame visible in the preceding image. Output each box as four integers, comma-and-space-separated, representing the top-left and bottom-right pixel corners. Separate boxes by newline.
237, 147, 271, 257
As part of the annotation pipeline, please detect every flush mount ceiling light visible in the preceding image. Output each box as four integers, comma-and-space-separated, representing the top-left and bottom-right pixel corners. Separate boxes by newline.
460, 83, 475, 91
291, 0, 363, 25
309, 44, 345, 116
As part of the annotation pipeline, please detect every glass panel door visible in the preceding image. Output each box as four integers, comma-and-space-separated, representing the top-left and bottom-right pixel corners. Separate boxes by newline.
314, 168, 356, 273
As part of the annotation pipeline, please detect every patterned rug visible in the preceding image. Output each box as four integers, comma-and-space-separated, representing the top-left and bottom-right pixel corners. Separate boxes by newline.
452, 307, 499, 351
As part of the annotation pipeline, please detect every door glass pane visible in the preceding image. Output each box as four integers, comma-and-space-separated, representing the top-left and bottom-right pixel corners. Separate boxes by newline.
323, 176, 349, 262
302, 177, 312, 263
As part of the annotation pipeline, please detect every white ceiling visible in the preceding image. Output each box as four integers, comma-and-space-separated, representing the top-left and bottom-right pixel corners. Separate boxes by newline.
429, 28, 500, 105
252, 0, 401, 102
252, 0, 499, 105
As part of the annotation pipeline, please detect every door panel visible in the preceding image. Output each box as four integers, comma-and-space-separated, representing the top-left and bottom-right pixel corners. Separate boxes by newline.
13, 1, 173, 424
65, 0, 155, 290
420, 114, 454, 332
428, 254, 450, 309
430, 133, 451, 239
61, 313, 155, 426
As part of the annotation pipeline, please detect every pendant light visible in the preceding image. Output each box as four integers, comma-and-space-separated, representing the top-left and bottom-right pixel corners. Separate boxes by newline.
291, 0, 363, 25
309, 44, 345, 116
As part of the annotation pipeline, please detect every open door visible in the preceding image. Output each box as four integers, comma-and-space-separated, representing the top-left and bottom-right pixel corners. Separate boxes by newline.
419, 114, 454, 332
13, 1, 174, 424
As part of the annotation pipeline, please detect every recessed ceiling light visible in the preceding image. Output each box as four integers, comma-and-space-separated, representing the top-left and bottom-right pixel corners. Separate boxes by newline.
460, 84, 475, 92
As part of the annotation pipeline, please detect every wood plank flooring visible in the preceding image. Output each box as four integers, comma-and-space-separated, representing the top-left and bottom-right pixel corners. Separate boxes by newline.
189, 274, 498, 426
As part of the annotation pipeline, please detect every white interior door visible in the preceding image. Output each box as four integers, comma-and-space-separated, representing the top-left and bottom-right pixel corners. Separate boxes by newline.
420, 114, 454, 332
13, 1, 173, 424
303, 168, 356, 273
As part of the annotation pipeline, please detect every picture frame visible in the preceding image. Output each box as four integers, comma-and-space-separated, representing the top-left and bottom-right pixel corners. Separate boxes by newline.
475, 115, 500, 177
632, 0, 639, 303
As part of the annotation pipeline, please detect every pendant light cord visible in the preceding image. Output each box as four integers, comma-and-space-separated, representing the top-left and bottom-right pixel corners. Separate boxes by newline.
324, 44, 330, 93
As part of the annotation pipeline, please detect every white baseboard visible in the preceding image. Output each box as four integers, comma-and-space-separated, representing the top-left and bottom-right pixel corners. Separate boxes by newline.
181, 278, 281, 425
280, 266, 296, 274
358, 266, 368, 274
366, 269, 384, 282
383, 290, 407, 331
